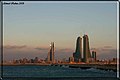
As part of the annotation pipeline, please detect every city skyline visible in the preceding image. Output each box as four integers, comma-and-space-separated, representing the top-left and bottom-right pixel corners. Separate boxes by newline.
3, 2, 117, 61
3, 34, 117, 61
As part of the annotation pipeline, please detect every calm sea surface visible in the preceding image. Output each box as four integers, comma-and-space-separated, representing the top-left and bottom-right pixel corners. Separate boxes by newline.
2, 65, 117, 77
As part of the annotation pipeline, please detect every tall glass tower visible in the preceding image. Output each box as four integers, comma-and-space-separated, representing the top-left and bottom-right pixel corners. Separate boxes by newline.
83, 35, 91, 63
47, 42, 54, 63
73, 36, 82, 62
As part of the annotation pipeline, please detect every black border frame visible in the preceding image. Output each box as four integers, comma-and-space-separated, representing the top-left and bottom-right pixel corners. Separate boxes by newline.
0, 1, 3, 80
1, 0, 120, 80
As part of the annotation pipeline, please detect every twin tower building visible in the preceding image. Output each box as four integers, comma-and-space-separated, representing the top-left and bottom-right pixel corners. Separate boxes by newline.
73, 34, 95, 63
47, 34, 96, 63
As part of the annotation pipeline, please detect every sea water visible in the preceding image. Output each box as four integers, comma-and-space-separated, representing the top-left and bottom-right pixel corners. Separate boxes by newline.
2, 65, 117, 77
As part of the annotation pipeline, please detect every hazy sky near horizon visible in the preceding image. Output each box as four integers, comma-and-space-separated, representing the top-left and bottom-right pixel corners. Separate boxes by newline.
3, 2, 117, 60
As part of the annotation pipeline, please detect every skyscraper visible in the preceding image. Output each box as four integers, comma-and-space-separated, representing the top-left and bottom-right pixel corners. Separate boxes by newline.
83, 34, 91, 63
47, 42, 55, 63
92, 51, 96, 62
73, 36, 82, 62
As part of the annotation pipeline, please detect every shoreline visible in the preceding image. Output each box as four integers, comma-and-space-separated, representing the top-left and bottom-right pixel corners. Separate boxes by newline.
1, 63, 117, 66
1, 63, 51, 66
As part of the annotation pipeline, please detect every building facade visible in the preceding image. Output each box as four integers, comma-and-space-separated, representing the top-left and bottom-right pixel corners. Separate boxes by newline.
83, 35, 91, 63
92, 51, 96, 62
73, 36, 82, 62
47, 42, 55, 63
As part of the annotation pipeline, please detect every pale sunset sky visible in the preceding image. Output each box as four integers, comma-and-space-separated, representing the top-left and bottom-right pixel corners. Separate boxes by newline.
3, 1, 117, 61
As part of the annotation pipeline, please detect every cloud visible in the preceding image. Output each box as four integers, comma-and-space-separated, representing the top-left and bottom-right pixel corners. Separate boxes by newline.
3, 45, 117, 61
54, 48, 73, 60
34, 47, 49, 51
97, 49, 117, 60
4, 45, 27, 49
57, 48, 73, 53
91, 47, 116, 52
103, 46, 113, 48
90, 47, 117, 60
100, 48, 116, 51
3, 46, 49, 61
90, 48, 101, 52
35, 47, 73, 53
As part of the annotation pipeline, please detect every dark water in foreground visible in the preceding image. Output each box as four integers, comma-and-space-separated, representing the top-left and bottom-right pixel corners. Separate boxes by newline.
2, 65, 117, 78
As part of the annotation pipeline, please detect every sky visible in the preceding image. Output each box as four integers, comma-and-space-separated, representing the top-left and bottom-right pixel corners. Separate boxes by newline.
3, 1, 117, 61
